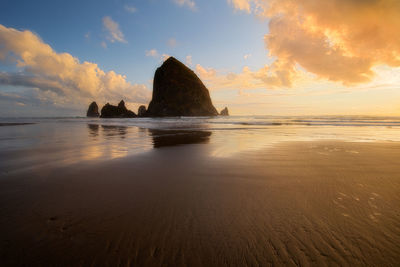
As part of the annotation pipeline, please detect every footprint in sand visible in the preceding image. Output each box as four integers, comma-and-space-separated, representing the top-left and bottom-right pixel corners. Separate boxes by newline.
334, 192, 361, 216
368, 192, 382, 222
369, 214, 378, 222
346, 150, 359, 154
333, 194, 348, 210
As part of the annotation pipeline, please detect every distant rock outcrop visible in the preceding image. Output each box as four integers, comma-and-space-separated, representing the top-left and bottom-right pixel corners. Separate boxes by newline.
138, 105, 147, 117
146, 57, 218, 117
87, 101, 100, 117
100, 100, 137, 118
220, 107, 229, 116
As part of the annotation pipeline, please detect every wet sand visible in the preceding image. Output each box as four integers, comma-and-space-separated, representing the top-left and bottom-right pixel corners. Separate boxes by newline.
0, 141, 400, 266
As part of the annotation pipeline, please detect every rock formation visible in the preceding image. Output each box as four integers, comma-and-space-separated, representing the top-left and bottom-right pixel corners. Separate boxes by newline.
146, 57, 218, 117
220, 107, 229, 116
138, 105, 147, 117
100, 100, 137, 118
86, 101, 100, 117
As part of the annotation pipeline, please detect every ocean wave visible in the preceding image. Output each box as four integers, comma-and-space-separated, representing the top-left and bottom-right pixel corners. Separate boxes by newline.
1, 116, 400, 129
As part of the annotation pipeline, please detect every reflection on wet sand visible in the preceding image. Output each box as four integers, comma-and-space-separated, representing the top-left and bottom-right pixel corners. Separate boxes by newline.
87, 124, 99, 137
87, 124, 129, 140
82, 124, 150, 161
149, 129, 212, 148
101, 125, 128, 139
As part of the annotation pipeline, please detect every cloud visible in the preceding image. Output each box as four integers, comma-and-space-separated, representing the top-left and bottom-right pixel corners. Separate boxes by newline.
173, 0, 197, 11
186, 55, 193, 66
124, 5, 137, 13
227, 0, 251, 13
145, 49, 159, 58
0, 24, 150, 111
102, 16, 127, 43
147, 51, 174, 63
167, 38, 177, 48
161, 54, 171, 62
196, 64, 217, 80
228, 0, 400, 86
195, 60, 296, 90
196, 64, 266, 90
244, 54, 251, 60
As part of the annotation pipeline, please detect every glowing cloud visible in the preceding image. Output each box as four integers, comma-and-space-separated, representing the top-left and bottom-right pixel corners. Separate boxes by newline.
229, 0, 400, 86
196, 64, 267, 90
0, 24, 150, 109
227, 0, 251, 13
161, 54, 171, 62
196, 64, 217, 80
102, 16, 127, 43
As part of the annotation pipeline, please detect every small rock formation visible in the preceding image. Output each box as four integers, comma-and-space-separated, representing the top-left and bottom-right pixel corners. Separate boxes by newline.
86, 101, 100, 117
147, 57, 218, 117
220, 107, 229, 116
138, 105, 147, 117
100, 100, 137, 118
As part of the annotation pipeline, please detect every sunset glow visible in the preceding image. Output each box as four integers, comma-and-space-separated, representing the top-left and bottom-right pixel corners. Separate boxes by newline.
1, 2, 400, 266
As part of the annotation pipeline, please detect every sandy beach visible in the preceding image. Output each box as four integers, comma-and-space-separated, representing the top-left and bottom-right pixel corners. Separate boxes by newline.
1, 120, 399, 266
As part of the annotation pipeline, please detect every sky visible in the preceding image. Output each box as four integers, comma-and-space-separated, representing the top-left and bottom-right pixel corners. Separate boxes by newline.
0, 0, 400, 116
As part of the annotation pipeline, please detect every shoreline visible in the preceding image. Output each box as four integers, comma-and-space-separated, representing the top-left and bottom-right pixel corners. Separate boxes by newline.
0, 122, 36, 127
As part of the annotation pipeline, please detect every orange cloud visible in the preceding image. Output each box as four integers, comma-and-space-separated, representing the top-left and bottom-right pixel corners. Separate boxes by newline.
0, 24, 150, 109
229, 0, 400, 86
228, 0, 251, 13
195, 64, 271, 90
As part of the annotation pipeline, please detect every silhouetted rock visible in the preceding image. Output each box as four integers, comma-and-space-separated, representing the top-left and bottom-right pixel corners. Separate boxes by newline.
86, 101, 100, 117
138, 105, 147, 117
147, 57, 218, 117
220, 107, 229, 116
100, 100, 137, 118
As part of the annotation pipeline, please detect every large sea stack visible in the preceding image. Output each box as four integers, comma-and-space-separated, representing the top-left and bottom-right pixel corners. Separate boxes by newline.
86, 101, 100, 117
100, 100, 137, 118
146, 57, 218, 117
